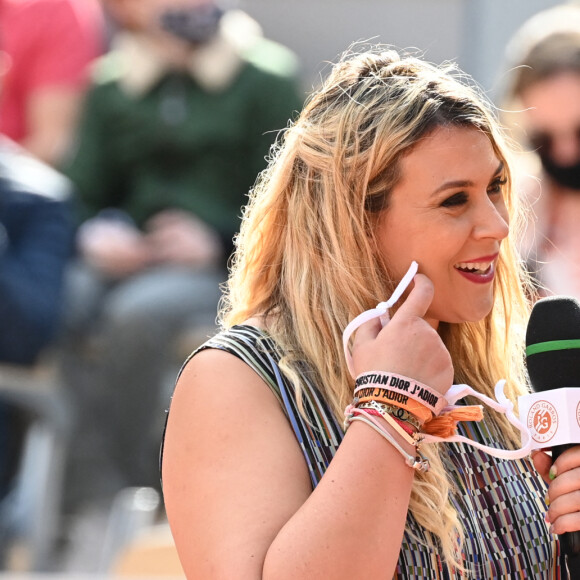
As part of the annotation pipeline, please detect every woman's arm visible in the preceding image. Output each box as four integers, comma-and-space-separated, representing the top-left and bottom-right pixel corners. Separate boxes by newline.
162, 275, 451, 579
162, 348, 414, 579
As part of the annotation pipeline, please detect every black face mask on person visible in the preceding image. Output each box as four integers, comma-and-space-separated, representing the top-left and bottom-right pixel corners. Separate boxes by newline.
538, 150, 580, 191
160, 3, 224, 46
531, 128, 580, 191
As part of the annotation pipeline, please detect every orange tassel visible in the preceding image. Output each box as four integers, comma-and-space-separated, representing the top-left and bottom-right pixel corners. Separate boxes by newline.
422, 405, 484, 438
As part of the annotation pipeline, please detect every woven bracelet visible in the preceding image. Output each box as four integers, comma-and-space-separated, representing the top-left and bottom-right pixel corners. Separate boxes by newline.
355, 392, 433, 424
354, 371, 448, 416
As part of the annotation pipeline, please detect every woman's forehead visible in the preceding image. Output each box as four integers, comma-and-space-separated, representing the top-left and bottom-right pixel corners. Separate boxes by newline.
394, 126, 500, 195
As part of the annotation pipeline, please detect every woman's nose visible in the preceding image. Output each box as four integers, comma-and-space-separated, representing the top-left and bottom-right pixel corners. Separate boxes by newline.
473, 199, 509, 241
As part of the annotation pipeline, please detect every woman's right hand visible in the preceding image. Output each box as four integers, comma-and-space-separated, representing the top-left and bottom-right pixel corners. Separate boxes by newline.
350, 273, 453, 395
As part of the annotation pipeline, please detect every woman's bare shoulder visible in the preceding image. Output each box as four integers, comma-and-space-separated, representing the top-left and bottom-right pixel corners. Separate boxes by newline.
162, 322, 311, 578
179, 320, 267, 381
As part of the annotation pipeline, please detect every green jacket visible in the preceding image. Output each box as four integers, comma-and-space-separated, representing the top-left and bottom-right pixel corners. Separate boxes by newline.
65, 32, 303, 251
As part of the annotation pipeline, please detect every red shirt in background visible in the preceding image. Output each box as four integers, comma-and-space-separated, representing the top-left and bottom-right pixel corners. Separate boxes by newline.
0, 0, 104, 142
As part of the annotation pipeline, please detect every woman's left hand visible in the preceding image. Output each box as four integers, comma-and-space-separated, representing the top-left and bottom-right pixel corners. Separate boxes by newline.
534, 446, 580, 533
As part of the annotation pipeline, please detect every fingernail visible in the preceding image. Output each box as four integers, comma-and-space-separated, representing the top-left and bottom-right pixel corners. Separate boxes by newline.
545, 492, 550, 507
545, 511, 551, 524
549, 464, 558, 480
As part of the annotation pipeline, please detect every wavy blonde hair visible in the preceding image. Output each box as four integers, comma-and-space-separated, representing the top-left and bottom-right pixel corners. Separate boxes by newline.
221, 47, 533, 569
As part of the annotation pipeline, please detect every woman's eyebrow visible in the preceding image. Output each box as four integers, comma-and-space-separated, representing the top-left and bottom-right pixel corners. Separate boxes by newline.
429, 161, 504, 197
430, 178, 474, 197
492, 161, 505, 177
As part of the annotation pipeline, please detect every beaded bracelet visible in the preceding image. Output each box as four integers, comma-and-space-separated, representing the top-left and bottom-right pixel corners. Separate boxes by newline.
349, 415, 430, 472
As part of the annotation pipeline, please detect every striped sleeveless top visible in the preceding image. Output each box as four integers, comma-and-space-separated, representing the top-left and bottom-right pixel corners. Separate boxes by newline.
193, 324, 562, 579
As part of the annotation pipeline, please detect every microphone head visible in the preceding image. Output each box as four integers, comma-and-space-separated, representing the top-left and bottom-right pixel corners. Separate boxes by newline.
526, 295, 580, 392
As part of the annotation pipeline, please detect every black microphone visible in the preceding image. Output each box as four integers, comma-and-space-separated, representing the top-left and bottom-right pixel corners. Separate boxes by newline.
526, 295, 580, 574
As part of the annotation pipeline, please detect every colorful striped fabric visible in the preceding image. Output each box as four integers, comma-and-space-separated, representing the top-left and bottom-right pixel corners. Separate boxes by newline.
193, 324, 562, 579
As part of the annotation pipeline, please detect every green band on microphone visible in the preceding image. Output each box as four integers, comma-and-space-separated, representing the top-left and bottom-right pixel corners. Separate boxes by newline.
526, 339, 580, 356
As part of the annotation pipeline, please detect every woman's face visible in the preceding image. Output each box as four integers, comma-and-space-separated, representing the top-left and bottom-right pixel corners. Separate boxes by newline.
375, 125, 509, 327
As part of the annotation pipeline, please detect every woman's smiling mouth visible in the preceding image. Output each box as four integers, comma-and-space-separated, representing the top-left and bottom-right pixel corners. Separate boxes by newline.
454, 255, 498, 283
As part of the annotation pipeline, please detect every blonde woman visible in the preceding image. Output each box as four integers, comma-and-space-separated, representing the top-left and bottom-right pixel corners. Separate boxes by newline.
162, 48, 580, 578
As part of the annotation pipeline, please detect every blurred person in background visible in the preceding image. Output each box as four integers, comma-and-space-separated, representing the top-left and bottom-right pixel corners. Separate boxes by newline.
0, 135, 74, 553
0, 50, 75, 557
0, 140, 74, 368
501, 2, 580, 299
59, 0, 303, 516
0, 0, 104, 166
0, 133, 74, 482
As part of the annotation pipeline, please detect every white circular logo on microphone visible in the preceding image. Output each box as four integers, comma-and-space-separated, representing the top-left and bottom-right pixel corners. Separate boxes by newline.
527, 400, 558, 443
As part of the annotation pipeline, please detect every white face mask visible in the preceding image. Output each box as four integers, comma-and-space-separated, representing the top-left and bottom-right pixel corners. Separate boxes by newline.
342, 261, 533, 461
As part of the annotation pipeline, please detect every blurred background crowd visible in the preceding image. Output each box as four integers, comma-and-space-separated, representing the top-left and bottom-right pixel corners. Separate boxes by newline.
0, 0, 579, 576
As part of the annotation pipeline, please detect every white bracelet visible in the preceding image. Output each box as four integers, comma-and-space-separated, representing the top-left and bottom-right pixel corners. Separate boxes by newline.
365, 400, 420, 447
345, 404, 421, 448
349, 415, 430, 472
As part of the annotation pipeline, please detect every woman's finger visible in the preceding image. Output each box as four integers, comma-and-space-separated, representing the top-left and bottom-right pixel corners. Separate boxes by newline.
391, 273, 434, 321
351, 316, 382, 346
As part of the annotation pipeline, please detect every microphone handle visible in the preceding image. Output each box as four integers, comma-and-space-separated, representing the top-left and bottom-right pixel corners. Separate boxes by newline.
550, 444, 580, 577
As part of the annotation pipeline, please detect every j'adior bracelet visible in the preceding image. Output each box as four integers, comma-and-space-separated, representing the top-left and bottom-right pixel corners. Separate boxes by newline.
354, 371, 448, 415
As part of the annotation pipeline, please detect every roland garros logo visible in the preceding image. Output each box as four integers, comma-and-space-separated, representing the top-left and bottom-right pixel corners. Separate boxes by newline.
527, 400, 558, 443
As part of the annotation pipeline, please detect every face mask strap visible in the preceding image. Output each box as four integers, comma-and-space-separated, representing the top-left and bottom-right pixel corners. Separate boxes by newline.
422, 380, 534, 460
342, 261, 418, 378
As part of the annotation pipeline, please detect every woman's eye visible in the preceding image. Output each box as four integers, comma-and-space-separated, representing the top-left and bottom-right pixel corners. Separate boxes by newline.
488, 177, 507, 194
441, 192, 468, 207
